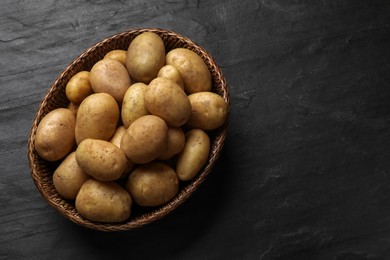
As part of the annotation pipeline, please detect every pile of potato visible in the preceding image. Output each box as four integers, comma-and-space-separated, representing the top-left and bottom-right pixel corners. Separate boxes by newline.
34, 32, 228, 223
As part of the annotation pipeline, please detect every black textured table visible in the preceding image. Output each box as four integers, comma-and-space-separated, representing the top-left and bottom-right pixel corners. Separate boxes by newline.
2, 1, 390, 259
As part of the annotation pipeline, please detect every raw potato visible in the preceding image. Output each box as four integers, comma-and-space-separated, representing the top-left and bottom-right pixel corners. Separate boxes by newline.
145, 77, 191, 127
65, 71, 93, 105
157, 65, 184, 90
166, 48, 211, 94
186, 92, 228, 130
126, 32, 165, 84
53, 152, 89, 200
76, 179, 132, 223
126, 162, 179, 207
104, 49, 127, 66
158, 127, 185, 160
121, 115, 168, 164
75, 93, 119, 144
35, 108, 76, 161
109, 126, 135, 178
90, 59, 131, 104
121, 82, 149, 128
67, 102, 79, 118
176, 129, 210, 181
76, 139, 128, 181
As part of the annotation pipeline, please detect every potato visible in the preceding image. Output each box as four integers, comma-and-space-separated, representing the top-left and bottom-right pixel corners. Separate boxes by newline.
65, 71, 93, 105
76, 179, 132, 223
158, 126, 185, 160
186, 92, 228, 130
75, 93, 119, 144
145, 77, 191, 127
53, 152, 89, 200
121, 115, 168, 164
67, 102, 79, 118
166, 48, 211, 94
76, 139, 128, 181
176, 129, 210, 181
90, 59, 131, 104
126, 162, 179, 207
121, 82, 149, 128
109, 126, 135, 178
126, 32, 165, 84
157, 65, 184, 90
104, 49, 127, 66
35, 108, 76, 161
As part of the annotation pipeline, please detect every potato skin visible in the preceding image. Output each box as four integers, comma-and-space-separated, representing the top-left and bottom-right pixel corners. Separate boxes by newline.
158, 126, 185, 160
53, 152, 89, 200
157, 65, 184, 90
104, 49, 127, 66
145, 77, 191, 127
35, 108, 76, 161
126, 162, 179, 207
186, 92, 228, 130
76, 179, 132, 223
65, 71, 93, 105
166, 48, 211, 94
176, 129, 210, 181
109, 126, 135, 179
75, 93, 119, 144
126, 32, 165, 84
121, 82, 149, 128
76, 139, 128, 181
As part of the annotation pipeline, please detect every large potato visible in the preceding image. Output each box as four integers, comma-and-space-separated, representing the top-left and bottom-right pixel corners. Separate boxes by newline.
90, 59, 131, 104
186, 92, 228, 130
126, 162, 179, 207
76, 139, 128, 181
53, 152, 89, 200
35, 108, 75, 161
104, 49, 127, 66
145, 77, 191, 127
65, 71, 93, 105
126, 32, 165, 84
121, 82, 149, 128
75, 93, 119, 144
76, 179, 132, 223
158, 126, 185, 160
176, 129, 210, 181
121, 115, 168, 164
157, 65, 184, 90
166, 48, 211, 94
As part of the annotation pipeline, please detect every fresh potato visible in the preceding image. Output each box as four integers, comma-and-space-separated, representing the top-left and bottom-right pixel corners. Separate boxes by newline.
67, 102, 79, 118
75, 93, 119, 144
176, 129, 210, 181
90, 59, 131, 104
76, 179, 132, 223
145, 77, 191, 127
166, 48, 211, 94
76, 139, 128, 181
186, 92, 228, 130
109, 126, 135, 178
158, 126, 185, 160
157, 65, 184, 90
121, 115, 168, 164
126, 162, 179, 207
126, 32, 165, 84
65, 71, 93, 105
104, 49, 127, 66
35, 108, 76, 161
53, 152, 89, 200
121, 82, 149, 128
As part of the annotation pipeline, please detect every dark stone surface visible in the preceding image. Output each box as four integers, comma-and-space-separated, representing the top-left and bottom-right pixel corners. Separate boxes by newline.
1, 0, 390, 259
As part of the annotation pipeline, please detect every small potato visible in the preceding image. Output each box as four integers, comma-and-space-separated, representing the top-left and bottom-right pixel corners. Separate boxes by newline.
158, 127, 185, 160
104, 50, 127, 66
67, 102, 79, 118
65, 71, 93, 105
75, 93, 119, 144
53, 152, 89, 200
186, 92, 228, 130
166, 48, 211, 94
121, 82, 149, 128
109, 126, 135, 178
76, 139, 128, 181
126, 162, 179, 207
126, 32, 165, 84
121, 115, 168, 164
145, 77, 191, 127
35, 108, 76, 161
157, 65, 184, 90
176, 129, 210, 181
90, 59, 131, 104
76, 179, 132, 223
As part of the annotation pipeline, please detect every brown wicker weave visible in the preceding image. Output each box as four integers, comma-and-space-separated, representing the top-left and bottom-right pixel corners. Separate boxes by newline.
27, 28, 229, 232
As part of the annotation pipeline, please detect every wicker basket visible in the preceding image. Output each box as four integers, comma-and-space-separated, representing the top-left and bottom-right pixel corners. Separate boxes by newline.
27, 28, 229, 231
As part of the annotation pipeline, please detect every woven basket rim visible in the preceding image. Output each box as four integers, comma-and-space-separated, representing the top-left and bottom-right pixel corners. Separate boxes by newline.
27, 28, 230, 232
